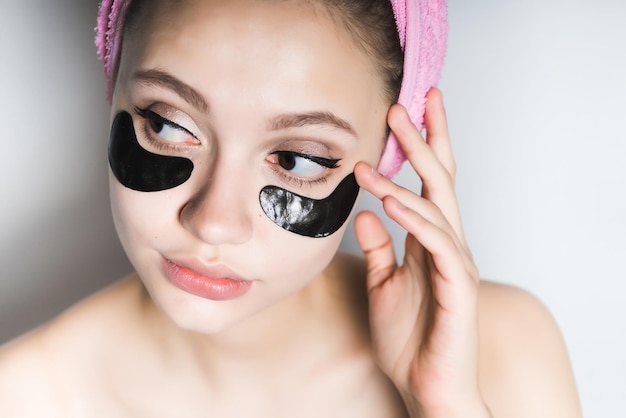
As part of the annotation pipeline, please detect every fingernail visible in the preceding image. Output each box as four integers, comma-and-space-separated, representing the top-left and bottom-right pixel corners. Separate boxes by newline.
371, 166, 381, 177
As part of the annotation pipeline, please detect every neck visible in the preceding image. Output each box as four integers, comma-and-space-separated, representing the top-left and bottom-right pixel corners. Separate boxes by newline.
138, 263, 369, 389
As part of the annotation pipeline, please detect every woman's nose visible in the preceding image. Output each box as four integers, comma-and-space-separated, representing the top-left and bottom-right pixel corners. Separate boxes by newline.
179, 168, 254, 246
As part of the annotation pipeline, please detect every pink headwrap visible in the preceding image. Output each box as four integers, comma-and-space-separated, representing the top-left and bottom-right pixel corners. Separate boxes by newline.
95, 0, 447, 178
383, 0, 448, 177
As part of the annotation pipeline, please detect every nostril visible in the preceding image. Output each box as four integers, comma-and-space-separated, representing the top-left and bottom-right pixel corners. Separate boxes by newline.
180, 189, 253, 246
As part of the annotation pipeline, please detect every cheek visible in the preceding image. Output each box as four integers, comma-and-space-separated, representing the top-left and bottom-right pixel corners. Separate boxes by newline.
252, 185, 357, 290
109, 177, 181, 253
256, 222, 345, 289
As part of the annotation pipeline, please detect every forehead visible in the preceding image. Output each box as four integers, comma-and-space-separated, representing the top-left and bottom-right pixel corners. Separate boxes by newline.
117, 0, 387, 139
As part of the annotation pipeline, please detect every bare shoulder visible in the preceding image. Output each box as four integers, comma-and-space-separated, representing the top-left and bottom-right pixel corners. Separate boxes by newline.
477, 281, 582, 418
0, 275, 143, 416
0, 326, 64, 416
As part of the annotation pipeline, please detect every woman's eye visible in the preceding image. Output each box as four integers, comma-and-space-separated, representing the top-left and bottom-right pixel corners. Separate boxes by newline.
274, 151, 339, 177
136, 108, 196, 144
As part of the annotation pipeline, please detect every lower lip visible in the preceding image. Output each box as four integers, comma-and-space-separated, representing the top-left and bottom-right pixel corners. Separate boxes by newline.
162, 259, 252, 301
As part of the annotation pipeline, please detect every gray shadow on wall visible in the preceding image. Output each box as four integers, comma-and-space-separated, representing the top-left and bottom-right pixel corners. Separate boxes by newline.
0, 0, 132, 344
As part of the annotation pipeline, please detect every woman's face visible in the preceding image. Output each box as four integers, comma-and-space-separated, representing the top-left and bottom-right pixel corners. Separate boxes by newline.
110, 0, 389, 333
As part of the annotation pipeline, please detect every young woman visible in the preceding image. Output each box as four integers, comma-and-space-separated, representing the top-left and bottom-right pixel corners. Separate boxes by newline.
0, 0, 582, 416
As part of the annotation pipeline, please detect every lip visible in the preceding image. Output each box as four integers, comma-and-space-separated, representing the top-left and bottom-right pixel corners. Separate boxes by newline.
161, 257, 253, 301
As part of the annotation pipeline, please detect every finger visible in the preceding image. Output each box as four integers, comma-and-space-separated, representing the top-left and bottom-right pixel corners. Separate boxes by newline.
355, 162, 460, 245
382, 195, 479, 289
387, 105, 466, 244
354, 161, 411, 202
356, 161, 475, 276
387, 104, 454, 195
424, 88, 456, 180
353, 210, 397, 292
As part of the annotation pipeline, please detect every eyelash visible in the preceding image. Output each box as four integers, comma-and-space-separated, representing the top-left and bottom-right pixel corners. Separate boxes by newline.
134, 106, 341, 188
287, 152, 340, 169
274, 169, 329, 188
134, 106, 198, 151
270, 151, 340, 188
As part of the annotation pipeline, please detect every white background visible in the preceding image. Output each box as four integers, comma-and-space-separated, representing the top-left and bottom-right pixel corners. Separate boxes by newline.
1, 1, 624, 416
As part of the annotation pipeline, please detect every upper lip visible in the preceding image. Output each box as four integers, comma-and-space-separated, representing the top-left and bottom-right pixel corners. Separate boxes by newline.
163, 256, 250, 282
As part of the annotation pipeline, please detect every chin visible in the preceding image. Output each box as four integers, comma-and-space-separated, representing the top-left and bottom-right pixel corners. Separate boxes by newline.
152, 283, 277, 336
159, 297, 247, 335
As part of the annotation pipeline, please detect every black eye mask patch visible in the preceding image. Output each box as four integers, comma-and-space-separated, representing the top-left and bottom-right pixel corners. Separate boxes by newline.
259, 174, 360, 238
108, 111, 194, 192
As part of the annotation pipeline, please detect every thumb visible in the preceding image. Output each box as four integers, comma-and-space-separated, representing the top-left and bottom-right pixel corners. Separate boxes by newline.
354, 210, 397, 292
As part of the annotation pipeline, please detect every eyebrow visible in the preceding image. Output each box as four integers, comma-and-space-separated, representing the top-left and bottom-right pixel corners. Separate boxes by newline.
132, 69, 356, 137
268, 112, 357, 137
132, 69, 209, 113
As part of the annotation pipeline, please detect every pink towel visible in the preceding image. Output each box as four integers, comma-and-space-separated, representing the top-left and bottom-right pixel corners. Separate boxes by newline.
95, 0, 131, 103
381, 0, 448, 178
95, 0, 448, 178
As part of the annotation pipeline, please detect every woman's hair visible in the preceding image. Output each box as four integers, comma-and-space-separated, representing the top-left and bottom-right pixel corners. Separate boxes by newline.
319, 1, 404, 105
120, 0, 404, 105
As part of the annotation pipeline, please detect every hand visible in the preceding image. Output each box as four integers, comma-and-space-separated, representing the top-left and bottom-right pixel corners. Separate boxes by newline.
354, 89, 491, 418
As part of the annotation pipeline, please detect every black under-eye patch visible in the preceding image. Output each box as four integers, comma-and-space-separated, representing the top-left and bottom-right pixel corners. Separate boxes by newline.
259, 173, 360, 238
108, 111, 194, 192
